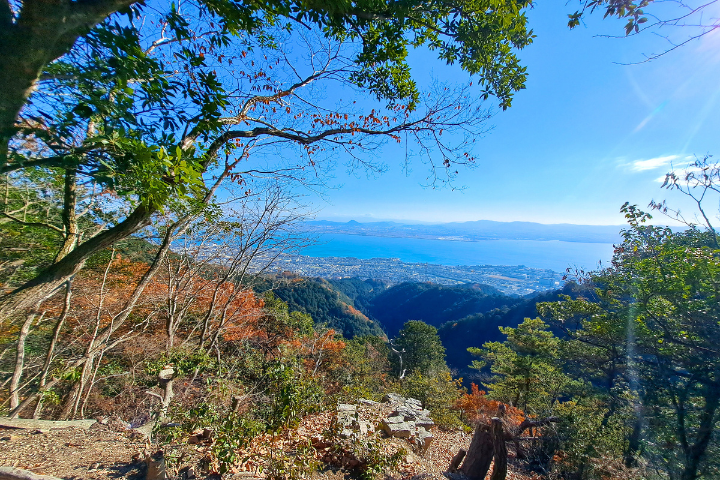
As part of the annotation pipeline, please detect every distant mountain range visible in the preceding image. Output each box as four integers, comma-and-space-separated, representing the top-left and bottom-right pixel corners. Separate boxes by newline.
301, 219, 625, 244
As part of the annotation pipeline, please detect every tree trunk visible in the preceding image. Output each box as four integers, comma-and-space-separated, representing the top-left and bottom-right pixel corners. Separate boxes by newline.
58, 381, 81, 420
145, 450, 168, 480
34, 281, 72, 419
624, 414, 642, 467
0, 203, 153, 321
459, 422, 494, 480
448, 449, 466, 473
0, 0, 134, 160
54, 169, 78, 262
9, 311, 37, 411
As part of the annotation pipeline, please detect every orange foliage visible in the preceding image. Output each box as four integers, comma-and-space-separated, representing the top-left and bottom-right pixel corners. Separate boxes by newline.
64, 257, 155, 339
343, 303, 367, 319
50, 254, 265, 349
456, 383, 526, 426
220, 289, 264, 341
290, 328, 348, 384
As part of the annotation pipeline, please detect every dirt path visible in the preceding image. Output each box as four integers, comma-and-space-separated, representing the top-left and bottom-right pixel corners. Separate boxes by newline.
0, 410, 537, 480
0, 423, 145, 479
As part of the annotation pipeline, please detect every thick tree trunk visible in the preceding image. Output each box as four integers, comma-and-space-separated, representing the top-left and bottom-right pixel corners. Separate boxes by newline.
58, 381, 81, 420
0, 203, 153, 321
448, 449, 466, 473
0, 0, 134, 159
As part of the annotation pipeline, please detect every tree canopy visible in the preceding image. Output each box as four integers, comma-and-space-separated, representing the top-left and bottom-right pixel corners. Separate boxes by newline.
0, 0, 535, 320
392, 320, 446, 377
535, 205, 720, 480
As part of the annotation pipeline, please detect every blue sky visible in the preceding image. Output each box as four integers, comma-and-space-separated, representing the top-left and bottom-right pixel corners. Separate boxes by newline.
308, 2, 720, 226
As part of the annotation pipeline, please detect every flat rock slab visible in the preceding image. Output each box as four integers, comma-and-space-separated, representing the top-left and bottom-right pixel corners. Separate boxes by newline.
382, 393, 405, 404
384, 415, 405, 424
416, 417, 435, 428
381, 420, 413, 438
0, 417, 96, 430
0, 467, 62, 480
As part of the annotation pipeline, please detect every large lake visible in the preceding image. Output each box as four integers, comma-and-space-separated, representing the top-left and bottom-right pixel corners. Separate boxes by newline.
299, 233, 615, 273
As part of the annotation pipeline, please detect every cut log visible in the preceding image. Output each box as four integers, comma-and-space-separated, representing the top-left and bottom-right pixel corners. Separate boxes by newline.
0, 467, 62, 480
0, 417, 95, 430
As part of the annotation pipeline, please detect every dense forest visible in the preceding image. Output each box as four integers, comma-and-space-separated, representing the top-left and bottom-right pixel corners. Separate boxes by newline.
260, 276, 572, 380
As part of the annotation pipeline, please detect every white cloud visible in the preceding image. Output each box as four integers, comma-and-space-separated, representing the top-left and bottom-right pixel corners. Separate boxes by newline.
655, 164, 704, 183
630, 155, 680, 172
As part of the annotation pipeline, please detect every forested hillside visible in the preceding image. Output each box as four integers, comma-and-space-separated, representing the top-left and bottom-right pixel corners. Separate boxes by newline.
259, 277, 520, 340
257, 276, 565, 377
252, 276, 386, 338
363, 282, 512, 335
437, 285, 575, 380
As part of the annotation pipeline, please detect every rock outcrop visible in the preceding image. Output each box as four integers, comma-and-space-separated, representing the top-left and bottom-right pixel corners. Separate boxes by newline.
336, 394, 434, 453
379, 395, 434, 451
336, 404, 374, 439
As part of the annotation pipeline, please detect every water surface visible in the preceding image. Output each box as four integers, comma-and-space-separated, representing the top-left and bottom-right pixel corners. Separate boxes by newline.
299, 233, 615, 273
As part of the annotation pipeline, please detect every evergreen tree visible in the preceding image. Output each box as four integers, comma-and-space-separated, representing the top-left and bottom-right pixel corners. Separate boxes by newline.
539, 205, 720, 480
392, 320, 446, 377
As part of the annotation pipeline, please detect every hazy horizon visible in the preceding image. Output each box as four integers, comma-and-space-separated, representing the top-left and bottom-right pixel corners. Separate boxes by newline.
304, 2, 719, 227
308, 216, 651, 228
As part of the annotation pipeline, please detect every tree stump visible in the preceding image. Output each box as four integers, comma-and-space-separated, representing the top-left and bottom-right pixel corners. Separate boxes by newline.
489, 418, 507, 480
145, 450, 167, 480
146, 365, 174, 422
448, 449, 466, 473
450, 410, 559, 480
459, 422, 494, 480
454, 416, 509, 480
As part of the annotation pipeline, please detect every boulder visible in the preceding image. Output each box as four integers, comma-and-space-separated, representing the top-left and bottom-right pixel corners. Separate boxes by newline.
391, 406, 420, 421
384, 415, 405, 424
406, 397, 422, 407
414, 427, 433, 452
